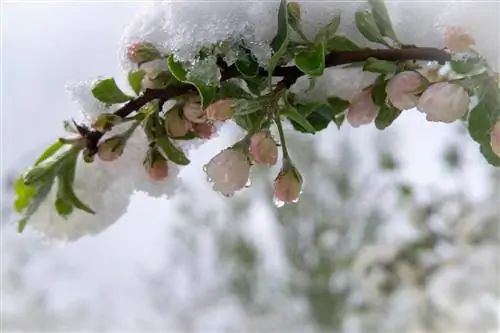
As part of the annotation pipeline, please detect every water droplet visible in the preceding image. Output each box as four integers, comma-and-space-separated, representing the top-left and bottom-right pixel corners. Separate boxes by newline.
202, 164, 208, 173
292, 197, 300, 204
244, 178, 252, 188
222, 192, 234, 198
273, 197, 285, 208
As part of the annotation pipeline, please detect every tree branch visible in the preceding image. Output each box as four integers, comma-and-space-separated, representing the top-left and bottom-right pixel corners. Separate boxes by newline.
85, 46, 451, 152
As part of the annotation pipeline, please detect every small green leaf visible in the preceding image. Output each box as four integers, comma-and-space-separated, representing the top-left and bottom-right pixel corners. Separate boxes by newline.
287, 2, 301, 32
219, 79, 254, 99
295, 43, 325, 76
234, 100, 262, 116
128, 70, 146, 95
375, 103, 402, 129
368, 0, 399, 42
233, 113, 263, 132
14, 177, 35, 213
282, 107, 317, 134
363, 57, 397, 74
326, 96, 350, 114
480, 142, 500, 167
157, 137, 190, 166
468, 80, 500, 143
244, 77, 268, 96
34, 140, 65, 166
59, 155, 95, 214
268, 0, 290, 79
92, 78, 133, 104
450, 59, 486, 75
167, 55, 216, 108
315, 14, 341, 45
23, 164, 56, 187
371, 75, 387, 106
17, 180, 54, 233
325, 36, 360, 52
355, 10, 387, 46
55, 197, 74, 217
236, 50, 260, 78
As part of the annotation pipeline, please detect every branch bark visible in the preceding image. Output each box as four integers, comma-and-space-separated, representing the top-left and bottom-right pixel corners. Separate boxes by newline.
85, 46, 451, 151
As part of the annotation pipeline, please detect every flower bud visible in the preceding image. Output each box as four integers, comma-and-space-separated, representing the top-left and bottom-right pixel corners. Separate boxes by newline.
144, 148, 169, 181
126, 41, 162, 64
444, 27, 475, 53
490, 120, 500, 158
206, 99, 236, 121
347, 88, 379, 128
249, 132, 278, 166
386, 71, 427, 110
183, 102, 206, 124
191, 123, 214, 139
417, 82, 469, 123
204, 148, 251, 196
273, 166, 303, 204
164, 107, 190, 138
97, 137, 125, 162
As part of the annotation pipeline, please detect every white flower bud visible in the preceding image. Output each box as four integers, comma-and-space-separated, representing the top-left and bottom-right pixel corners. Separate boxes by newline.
386, 71, 427, 110
417, 82, 469, 123
204, 148, 251, 196
347, 89, 379, 128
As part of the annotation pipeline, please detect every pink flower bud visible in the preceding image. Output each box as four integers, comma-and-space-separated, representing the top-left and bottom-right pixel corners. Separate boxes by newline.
97, 137, 125, 162
206, 99, 235, 121
183, 102, 206, 124
490, 120, 500, 158
164, 107, 190, 138
146, 158, 169, 181
126, 41, 162, 64
417, 82, 469, 123
204, 148, 251, 196
347, 88, 379, 128
386, 71, 427, 110
444, 27, 475, 53
249, 132, 278, 166
191, 123, 214, 139
273, 166, 303, 204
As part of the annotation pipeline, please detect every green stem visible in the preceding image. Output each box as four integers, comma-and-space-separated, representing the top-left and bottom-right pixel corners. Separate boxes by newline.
274, 109, 290, 161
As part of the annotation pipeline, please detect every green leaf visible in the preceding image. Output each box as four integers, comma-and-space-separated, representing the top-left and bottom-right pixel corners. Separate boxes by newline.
92, 78, 133, 104
326, 96, 350, 114
480, 142, 500, 167
58, 154, 95, 214
23, 164, 56, 187
368, 0, 399, 42
18, 180, 54, 233
219, 79, 254, 99
371, 75, 388, 106
355, 10, 387, 46
244, 77, 268, 96
363, 57, 397, 74
128, 70, 146, 95
157, 137, 190, 166
55, 197, 74, 217
14, 177, 36, 213
282, 107, 316, 134
167, 55, 216, 108
34, 140, 65, 166
268, 0, 290, 79
287, 2, 301, 32
234, 100, 262, 116
325, 36, 360, 52
450, 59, 486, 75
315, 14, 341, 45
468, 81, 500, 143
375, 103, 402, 129
294, 43, 325, 76
236, 50, 260, 78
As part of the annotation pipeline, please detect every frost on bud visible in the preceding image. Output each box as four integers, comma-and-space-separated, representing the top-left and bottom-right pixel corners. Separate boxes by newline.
417, 82, 469, 123
142, 69, 170, 90
206, 99, 236, 122
204, 147, 251, 196
144, 147, 169, 181
386, 71, 427, 110
347, 88, 379, 128
191, 123, 214, 139
249, 132, 278, 166
444, 27, 476, 53
164, 107, 190, 138
97, 137, 125, 162
490, 120, 500, 158
273, 165, 303, 205
126, 41, 162, 64
183, 102, 206, 124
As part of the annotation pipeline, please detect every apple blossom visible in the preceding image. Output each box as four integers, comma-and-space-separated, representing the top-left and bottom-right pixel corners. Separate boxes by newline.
145, 154, 169, 181
417, 82, 469, 123
204, 148, 251, 196
191, 122, 214, 139
249, 132, 278, 166
97, 137, 126, 162
183, 102, 206, 124
490, 120, 500, 158
347, 88, 379, 128
126, 41, 162, 64
273, 166, 303, 204
206, 99, 236, 121
164, 107, 190, 137
386, 71, 427, 110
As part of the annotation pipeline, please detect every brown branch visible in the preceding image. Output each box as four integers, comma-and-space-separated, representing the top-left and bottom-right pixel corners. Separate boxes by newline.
85, 46, 451, 152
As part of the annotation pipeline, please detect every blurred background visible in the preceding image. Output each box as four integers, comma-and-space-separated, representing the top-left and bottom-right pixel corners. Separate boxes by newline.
1, 2, 499, 333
